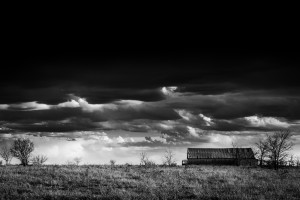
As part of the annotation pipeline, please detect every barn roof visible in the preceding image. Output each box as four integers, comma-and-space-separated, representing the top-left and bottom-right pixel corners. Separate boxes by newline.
187, 148, 255, 159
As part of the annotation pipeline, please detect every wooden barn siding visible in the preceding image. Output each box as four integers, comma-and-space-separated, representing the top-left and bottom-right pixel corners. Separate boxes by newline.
187, 158, 235, 165
240, 159, 257, 166
187, 158, 257, 166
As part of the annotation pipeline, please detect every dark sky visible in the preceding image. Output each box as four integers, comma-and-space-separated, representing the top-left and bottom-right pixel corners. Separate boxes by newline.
2, 51, 300, 102
1, 50, 300, 135
1, 50, 300, 164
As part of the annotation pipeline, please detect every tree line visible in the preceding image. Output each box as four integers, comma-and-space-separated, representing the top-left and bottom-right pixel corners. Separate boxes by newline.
255, 129, 299, 169
0, 138, 47, 166
0, 138, 177, 167
0, 129, 298, 169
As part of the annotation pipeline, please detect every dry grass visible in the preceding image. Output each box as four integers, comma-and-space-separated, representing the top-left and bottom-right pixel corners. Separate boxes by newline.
0, 165, 300, 199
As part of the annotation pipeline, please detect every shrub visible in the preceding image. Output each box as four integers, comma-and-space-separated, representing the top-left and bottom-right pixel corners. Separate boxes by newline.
110, 160, 116, 168
10, 138, 34, 166
31, 155, 48, 165
0, 145, 13, 165
74, 157, 82, 165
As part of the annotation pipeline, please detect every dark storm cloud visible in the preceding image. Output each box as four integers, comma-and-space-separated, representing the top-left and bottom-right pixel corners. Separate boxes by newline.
1, 51, 300, 135
83, 103, 181, 122
1, 51, 300, 104
166, 91, 300, 121
6, 121, 96, 132
0, 107, 82, 122
0, 96, 182, 133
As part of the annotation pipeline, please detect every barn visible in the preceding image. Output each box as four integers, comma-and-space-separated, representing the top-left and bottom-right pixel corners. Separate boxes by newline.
182, 148, 257, 166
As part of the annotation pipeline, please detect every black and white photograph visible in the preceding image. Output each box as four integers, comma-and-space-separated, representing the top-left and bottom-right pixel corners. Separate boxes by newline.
0, 50, 300, 199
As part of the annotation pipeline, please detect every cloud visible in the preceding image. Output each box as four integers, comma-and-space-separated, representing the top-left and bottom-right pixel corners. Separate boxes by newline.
161, 86, 178, 97
166, 91, 300, 120
0, 104, 9, 109
243, 115, 290, 128
0, 87, 300, 135
175, 109, 197, 121
199, 114, 213, 126
57, 100, 80, 108
0, 101, 51, 111
187, 126, 201, 138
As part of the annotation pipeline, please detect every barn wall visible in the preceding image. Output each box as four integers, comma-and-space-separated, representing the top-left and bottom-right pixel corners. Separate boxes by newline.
187, 158, 258, 166
187, 158, 236, 165
240, 159, 257, 166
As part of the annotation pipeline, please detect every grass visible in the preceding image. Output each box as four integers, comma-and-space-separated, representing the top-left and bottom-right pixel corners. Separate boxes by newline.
0, 165, 300, 199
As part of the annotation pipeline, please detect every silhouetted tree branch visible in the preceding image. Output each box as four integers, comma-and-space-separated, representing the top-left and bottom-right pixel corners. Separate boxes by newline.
265, 129, 293, 170
255, 138, 268, 166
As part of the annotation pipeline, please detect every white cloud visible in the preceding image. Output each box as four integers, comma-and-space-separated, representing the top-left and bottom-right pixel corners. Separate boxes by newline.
244, 115, 290, 128
57, 100, 80, 108
175, 109, 196, 121
0, 133, 13, 138
116, 136, 126, 143
92, 135, 113, 143
158, 123, 174, 130
187, 126, 200, 138
0, 104, 9, 110
161, 86, 178, 96
10, 101, 51, 110
199, 113, 214, 126
115, 100, 143, 106
75, 97, 117, 112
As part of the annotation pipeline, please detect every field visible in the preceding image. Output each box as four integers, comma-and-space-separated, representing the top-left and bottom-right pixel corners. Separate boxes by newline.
0, 165, 300, 200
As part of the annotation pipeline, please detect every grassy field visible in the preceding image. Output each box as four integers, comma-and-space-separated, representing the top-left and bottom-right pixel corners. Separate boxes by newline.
0, 165, 300, 200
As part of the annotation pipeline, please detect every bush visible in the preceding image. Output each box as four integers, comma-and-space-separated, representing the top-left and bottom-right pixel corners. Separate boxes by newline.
31, 155, 48, 165
145, 160, 156, 167
10, 138, 34, 166
110, 160, 116, 168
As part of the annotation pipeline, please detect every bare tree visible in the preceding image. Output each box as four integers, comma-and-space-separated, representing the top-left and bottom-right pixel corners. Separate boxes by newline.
110, 160, 116, 168
162, 149, 176, 166
66, 160, 75, 165
295, 157, 300, 168
231, 139, 242, 166
0, 145, 13, 165
255, 138, 268, 166
31, 155, 48, 165
287, 155, 294, 167
10, 138, 34, 166
231, 139, 240, 149
265, 129, 293, 170
140, 152, 149, 165
139, 152, 156, 167
74, 157, 82, 165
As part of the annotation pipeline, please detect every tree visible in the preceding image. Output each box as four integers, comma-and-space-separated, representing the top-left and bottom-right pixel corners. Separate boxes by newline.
10, 138, 34, 166
0, 145, 13, 165
110, 160, 116, 169
255, 138, 268, 166
295, 157, 300, 168
74, 157, 82, 165
265, 129, 293, 170
231, 139, 242, 166
66, 160, 75, 165
231, 139, 240, 149
140, 152, 149, 165
139, 152, 156, 167
288, 155, 294, 167
31, 155, 48, 165
162, 149, 176, 166
110, 159, 116, 166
